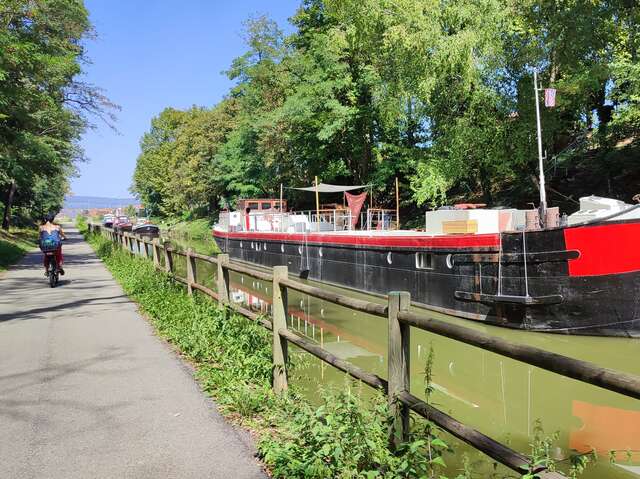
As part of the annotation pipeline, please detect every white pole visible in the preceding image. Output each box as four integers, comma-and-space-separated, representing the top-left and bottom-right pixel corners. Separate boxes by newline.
533, 69, 547, 227
314, 176, 320, 232
279, 183, 284, 232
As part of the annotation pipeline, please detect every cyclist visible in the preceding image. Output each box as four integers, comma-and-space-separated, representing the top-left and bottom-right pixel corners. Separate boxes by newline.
39, 213, 66, 276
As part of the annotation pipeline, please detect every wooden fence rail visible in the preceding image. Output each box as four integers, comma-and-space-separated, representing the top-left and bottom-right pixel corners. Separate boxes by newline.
88, 223, 640, 479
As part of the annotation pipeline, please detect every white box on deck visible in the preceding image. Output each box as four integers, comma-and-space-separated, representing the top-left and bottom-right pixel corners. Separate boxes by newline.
579, 195, 627, 211
425, 209, 520, 235
287, 214, 310, 233
567, 195, 637, 225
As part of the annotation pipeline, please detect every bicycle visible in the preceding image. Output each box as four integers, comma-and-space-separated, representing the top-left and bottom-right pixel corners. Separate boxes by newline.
44, 251, 60, 288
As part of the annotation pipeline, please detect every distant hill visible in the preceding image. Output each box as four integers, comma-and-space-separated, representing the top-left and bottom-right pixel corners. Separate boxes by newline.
61, 196, 141, 218
63, 196, 138, 209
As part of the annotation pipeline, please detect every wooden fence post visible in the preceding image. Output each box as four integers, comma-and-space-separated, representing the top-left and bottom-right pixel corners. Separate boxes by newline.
152, 240, 160, 268
164, 247, 173, 274
141, 239, 148, 259
388, 291, 411, 450
272, 265, 289, 393
186, 248, 196, 295
216, 254, 230, 303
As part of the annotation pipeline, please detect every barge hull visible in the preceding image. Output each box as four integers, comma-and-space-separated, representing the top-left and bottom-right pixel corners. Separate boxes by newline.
214, 220, 640, 337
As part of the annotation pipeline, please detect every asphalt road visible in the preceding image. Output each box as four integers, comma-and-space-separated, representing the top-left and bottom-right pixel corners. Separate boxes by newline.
0, 227, 267, 479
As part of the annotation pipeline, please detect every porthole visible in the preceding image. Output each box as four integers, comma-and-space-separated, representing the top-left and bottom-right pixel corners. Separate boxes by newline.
318, 248, 323, 257
446, 254, 454, 269
415, 252, 434, 270
298, 245, 303, 255
281, 244, 285, 253
387, 252, 393, 264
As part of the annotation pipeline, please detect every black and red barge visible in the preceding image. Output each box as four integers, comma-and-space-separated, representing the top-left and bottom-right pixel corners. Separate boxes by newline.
213, 199, 640, 337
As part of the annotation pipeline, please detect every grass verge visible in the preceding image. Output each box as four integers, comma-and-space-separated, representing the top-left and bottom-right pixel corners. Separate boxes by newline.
0, 227, 38, 271
157, 218, 212, 238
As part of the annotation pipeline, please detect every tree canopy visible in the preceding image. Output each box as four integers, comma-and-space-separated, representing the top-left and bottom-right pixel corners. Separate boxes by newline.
132, 0, 640, 219
0, 0, 115, 228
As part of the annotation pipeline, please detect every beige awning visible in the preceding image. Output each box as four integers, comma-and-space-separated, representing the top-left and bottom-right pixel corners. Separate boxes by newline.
291, 183, 370, 193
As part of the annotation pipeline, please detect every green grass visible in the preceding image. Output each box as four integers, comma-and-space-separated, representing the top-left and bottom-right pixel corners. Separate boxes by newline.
81, 229, 468, 479
156, 218, 212, 239
0, 227, 39, 271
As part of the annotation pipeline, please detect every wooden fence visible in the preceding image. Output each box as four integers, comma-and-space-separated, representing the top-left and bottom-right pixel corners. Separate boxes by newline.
89, 223, 640, 479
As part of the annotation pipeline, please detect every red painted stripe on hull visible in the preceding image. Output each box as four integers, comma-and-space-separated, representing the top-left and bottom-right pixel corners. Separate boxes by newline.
213, 230, 500, 249
564, 221, 640, 276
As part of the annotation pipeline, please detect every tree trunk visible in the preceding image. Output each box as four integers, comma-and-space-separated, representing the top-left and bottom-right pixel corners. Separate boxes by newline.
2, 180, 17, 230
478, 167, 493, 205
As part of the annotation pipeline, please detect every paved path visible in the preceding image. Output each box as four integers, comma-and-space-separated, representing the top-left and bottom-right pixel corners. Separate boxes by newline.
0, 227, 267, 479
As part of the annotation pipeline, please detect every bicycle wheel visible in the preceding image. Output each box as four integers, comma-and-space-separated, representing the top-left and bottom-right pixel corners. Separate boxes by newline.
49, 266, 57, 288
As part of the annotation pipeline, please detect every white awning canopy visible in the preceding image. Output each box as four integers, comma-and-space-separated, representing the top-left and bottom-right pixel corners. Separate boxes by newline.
291, 183, 370, 193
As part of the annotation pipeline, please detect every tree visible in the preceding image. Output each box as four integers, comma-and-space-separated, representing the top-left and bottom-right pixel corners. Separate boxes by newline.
0, 0, 117, 228
132, 0, 640, 219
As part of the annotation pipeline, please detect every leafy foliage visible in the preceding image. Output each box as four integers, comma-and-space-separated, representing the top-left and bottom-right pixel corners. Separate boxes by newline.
0, 0, 116, 228
131, 0, 640, 220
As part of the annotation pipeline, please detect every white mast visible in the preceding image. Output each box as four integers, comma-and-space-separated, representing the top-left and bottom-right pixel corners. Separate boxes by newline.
533, 69, 547, 227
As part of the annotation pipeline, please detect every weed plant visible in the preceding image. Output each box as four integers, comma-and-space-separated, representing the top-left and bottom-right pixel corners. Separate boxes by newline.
82, 228, 590, 479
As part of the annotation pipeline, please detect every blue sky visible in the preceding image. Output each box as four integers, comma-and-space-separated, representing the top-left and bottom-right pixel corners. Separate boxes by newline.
71, 0, 300, 198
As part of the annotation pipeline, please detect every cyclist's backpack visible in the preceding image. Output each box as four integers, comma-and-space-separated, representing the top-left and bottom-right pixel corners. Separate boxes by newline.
40, 229, 61, 252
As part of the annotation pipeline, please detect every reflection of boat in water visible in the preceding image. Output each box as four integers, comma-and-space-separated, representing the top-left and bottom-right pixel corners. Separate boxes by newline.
227, 271, 640, 476
214, 194, 640, 337
571, 400, 640, 464
229, 278, 382, 361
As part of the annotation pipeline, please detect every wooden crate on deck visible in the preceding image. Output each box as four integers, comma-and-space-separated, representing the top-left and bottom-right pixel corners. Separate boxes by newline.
442, 219, 478, 234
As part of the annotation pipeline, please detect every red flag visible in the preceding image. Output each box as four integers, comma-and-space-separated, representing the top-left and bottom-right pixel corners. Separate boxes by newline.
345, 192, 367, 228
544, 88, 556, 107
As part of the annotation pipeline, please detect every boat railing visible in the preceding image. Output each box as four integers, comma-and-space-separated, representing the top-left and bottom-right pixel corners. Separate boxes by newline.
218, 208, 398, 233
289, 209, 354, 232
364, 208, 397, 231
90, 221, 640, 479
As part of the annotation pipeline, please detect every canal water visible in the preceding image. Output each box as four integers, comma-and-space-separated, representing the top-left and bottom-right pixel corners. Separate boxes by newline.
149, 233, 640, 478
